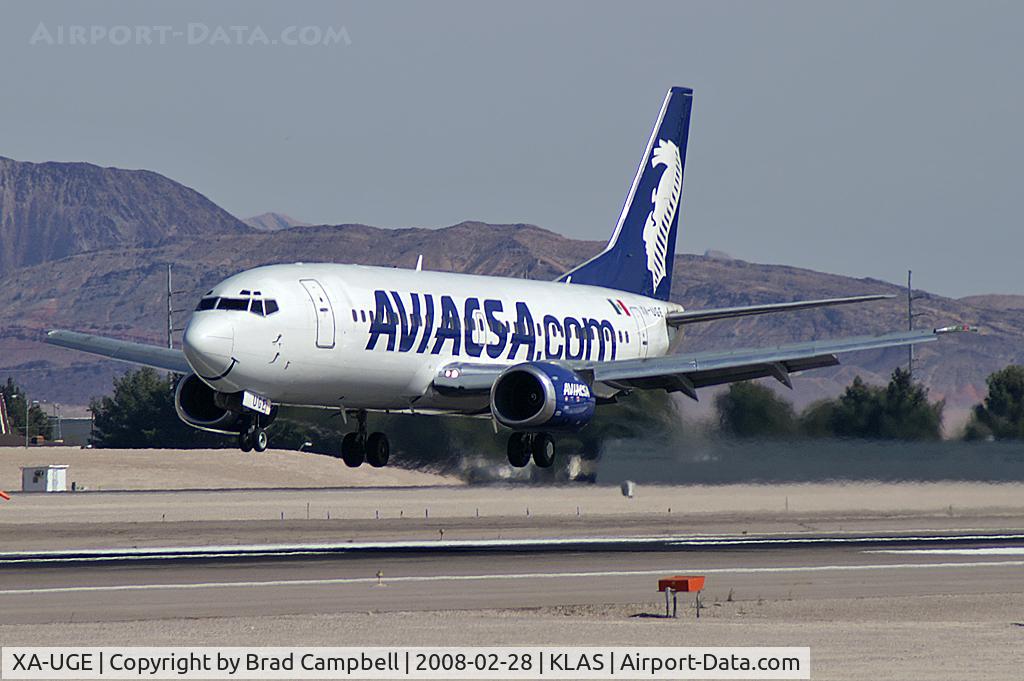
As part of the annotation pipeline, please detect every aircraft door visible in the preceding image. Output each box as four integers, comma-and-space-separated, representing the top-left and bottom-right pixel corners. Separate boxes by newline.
630, 306, 651, 359
300, 279, 336, 349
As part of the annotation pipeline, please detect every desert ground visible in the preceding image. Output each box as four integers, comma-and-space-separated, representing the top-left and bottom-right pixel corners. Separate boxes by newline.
0, 446, 460, 491
2, 446, 1023, 680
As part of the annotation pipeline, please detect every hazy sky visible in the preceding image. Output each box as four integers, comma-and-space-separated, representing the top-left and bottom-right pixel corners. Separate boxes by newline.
1, 1, 1021, 297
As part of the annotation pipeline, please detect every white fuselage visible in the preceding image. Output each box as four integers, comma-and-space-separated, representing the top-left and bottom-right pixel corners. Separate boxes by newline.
181, 264, 681, 413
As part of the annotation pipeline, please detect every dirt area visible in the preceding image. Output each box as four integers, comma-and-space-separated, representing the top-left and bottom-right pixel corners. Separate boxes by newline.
2, 468, 1022, 679
2, 480, 1023, 552
0, 446, 460, 491
1, 594, 1020, 680
3, 479, 1023, 524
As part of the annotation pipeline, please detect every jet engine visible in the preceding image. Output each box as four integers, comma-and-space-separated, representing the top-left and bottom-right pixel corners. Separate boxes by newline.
490, 362, 595, 431
174, 374, 274, 434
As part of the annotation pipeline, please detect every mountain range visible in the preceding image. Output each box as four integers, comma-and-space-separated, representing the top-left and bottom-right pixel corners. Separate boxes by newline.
243, 212, 310, 231
0, 156, 1019, 429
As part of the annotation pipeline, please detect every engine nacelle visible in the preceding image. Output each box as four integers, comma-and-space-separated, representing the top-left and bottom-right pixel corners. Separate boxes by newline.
490, 362, 596, 432
174, 374, 272, 435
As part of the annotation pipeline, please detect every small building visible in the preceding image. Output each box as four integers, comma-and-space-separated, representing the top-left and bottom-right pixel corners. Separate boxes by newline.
21, 465, 68, 492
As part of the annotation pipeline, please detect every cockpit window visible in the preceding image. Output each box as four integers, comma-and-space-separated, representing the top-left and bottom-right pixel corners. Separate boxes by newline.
197, 293, 279, 315
195, 297, 218, 311
217, 297, 249, 311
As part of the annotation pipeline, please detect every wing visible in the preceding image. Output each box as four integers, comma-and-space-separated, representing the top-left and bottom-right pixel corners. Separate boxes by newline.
433, 326, 973, 399
666, 294, 893, 326
44, 330, 192, 374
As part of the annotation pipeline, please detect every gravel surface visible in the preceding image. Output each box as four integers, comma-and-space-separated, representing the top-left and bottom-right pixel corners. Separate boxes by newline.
0, 446, 460, 491
1, 594, 1021, 680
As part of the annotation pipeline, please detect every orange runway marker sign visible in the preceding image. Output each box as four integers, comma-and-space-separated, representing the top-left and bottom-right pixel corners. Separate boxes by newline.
658, 575, 705, 592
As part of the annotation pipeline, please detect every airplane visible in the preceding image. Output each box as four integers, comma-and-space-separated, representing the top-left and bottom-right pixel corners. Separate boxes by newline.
44, 86, 969, 469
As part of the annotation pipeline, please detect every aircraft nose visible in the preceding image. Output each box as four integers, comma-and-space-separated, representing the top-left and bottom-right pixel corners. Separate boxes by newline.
182, 314, 235, 377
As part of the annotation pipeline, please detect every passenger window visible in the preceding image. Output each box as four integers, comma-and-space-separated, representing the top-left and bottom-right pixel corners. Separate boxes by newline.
361, 310, 367, 323
264, 300, 279, 315
351, 310, 358, 322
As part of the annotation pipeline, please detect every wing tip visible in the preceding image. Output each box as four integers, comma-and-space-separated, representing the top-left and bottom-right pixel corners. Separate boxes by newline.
934, 324, 979, 335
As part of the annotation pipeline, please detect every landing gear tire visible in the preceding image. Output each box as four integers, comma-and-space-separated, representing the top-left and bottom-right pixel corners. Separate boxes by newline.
531, 432, 556, 468
506, 432, 532, 468
365, 432, 390, 468
239, 432, 253, 453
341, 432, 365, 467
252, 428, 269, 452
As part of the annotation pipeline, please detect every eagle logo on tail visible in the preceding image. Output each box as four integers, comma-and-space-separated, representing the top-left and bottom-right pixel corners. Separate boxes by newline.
641, 138, 682, 293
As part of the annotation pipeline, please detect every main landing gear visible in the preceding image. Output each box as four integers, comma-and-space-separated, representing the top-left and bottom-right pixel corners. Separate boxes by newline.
340, 410, 390, 468
238, 416, 269, 453
507, 432, 556, 469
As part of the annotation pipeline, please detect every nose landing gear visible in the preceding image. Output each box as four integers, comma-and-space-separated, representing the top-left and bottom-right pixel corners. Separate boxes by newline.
506, 432, 556, 468
340, 410, 390, 467
238, 416, 268, 453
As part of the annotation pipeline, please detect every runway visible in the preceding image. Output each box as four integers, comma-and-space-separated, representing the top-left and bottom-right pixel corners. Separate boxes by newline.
3, 485, 1023, 680
2, 531, 1022, 625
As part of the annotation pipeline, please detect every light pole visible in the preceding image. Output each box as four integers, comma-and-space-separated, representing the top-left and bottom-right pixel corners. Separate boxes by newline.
52, 403, 62, 441
24, 399, 42, 447
906, 270, 926, 380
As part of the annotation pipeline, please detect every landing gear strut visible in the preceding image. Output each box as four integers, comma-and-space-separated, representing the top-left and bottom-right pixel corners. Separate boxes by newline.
340, 410, 390, 468
507, 432, 556, 468
238, 416, 268, 453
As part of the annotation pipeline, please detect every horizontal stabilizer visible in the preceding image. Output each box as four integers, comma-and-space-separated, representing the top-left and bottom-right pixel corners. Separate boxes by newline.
666, 294, 893, 326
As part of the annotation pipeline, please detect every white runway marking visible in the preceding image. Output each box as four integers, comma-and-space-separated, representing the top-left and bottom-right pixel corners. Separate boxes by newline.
2, 560, 1023, 596
868, 547, 1024, 556
4, 532, 1024, 563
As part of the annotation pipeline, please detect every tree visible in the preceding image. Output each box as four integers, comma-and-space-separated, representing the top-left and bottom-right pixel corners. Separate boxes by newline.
89, 369, 221, 448
965, 365, 1024, 440
1, 377, 52, 441
878, 368, 944, 440
715, 381, 797, 438
827, 376, 884, 438
799, 398, 839, 438
801, 369, 943, 440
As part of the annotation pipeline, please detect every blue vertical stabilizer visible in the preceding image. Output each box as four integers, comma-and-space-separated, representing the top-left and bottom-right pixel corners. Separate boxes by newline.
559, 87, 693, 301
